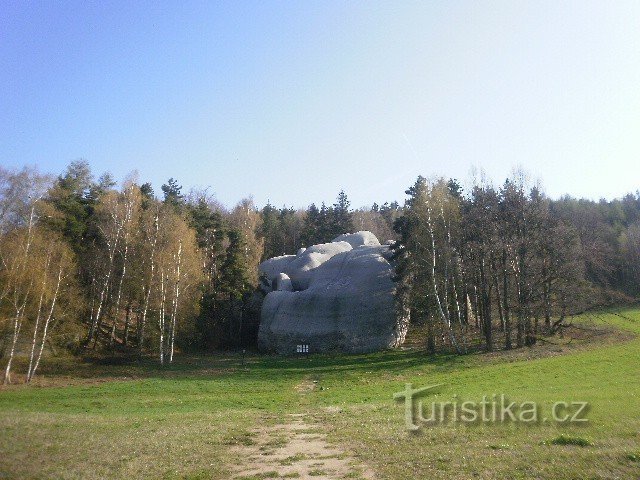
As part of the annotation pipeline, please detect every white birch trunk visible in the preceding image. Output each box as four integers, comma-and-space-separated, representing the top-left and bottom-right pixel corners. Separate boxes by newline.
158, 269, 166, 365
3, 204, 37, 384
28, 263, 63, 383
139, 212, 159, 356
88, 207, 124, 346
426, 205, 462, 354
3, 309, 24, 384
168, 241, 182, 364
26, 250, 52, 381
109, 198, 133, 347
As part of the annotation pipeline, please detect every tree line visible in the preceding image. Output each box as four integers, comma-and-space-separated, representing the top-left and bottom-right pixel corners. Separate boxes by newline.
1, 161, 638, 382
392, 174, 640, 353
0, 161, 376, 382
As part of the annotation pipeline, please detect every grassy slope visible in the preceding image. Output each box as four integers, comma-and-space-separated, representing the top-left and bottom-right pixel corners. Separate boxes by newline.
1, 309, 639, 479
317, 310, 640, 479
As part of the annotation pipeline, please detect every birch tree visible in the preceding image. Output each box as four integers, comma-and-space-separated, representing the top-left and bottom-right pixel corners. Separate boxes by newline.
1, 211, 37, 383
108, 182, 141, 347
25, 236, 75, 382
153, 207, 203, 364
86, 190, 126, 346
0, 224, 77, 384
393, 177, 463, 353
137, 205, 159, 355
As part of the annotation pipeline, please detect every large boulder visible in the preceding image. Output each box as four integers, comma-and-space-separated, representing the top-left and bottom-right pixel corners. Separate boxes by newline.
257, 231, 407, 354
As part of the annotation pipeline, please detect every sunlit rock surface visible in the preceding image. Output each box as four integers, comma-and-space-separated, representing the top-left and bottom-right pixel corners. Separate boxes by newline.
257, 231, 407, 354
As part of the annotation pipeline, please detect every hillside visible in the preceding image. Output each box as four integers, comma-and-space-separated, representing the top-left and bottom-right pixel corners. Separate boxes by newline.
1, 308, 639, 479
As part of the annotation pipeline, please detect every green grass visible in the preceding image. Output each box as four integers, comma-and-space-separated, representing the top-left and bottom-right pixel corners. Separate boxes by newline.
544, 434, 593, 447
278, 453, 308, 465
308, 469, 327, 476
1, 308, 639, 479
626, 451, 640, 462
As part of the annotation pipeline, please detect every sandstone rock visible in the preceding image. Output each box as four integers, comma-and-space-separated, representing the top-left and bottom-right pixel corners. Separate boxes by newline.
274, 273, 293, 292
257, 231, 407, 354
259, 255, 296, 292
283, 241, 352, 290
332, 231, 381, 248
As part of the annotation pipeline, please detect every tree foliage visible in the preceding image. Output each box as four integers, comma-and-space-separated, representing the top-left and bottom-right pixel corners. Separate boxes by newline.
394, 175, 596, 353
1, 161, 639, 381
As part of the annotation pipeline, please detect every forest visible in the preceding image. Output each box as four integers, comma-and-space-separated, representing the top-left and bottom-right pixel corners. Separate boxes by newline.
1, 160, 639, 383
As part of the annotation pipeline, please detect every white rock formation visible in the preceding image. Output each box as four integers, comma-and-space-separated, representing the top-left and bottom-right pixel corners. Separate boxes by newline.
257, 231, 407, 354
331, 231, 381, 248
274, 273, 293, 292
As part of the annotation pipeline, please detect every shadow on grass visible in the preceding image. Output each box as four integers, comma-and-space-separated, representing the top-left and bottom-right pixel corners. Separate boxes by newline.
27, 347, 467, 386
22, 304, 640, 386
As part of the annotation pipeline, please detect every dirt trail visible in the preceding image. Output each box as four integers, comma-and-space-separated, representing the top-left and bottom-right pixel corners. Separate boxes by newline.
230, 412, 374, 480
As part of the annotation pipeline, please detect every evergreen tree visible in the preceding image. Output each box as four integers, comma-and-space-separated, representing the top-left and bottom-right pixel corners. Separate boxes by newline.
392, 176, 435, 351
45, 160, 96, 249
379, 201, 401, 231
57, 160, 93, 197
317, 202, 333, 243
447, 178, 463, 199
220, 229, 251, 299
259, 202, 281, 260
87, 172, 116, 203
187, 197, 225, 284
301, 203, 320, 246
161, 178, 184, 209
332, 190, 354, 235
278, 206, 304, 254
140, 182, 155, 209
213, 228, 254, 346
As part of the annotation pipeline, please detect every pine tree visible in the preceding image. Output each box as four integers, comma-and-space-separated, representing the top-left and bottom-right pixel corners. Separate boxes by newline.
379, 201, 401, 231
301, 203, 320, 246
45, 160, 96, 250
140, 182, 155, 209
259, 202, 281, 260
184, 197, 224, 285
87, 172, 116, 203
161, 178, 184, 209
220, 229, 251, 299
278, 207, 304, 254
332, 190, 354, 235
217, 228, 254, 346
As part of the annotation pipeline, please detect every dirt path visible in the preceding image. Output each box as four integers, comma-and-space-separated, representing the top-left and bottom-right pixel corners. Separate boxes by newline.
230, 412, 374, 480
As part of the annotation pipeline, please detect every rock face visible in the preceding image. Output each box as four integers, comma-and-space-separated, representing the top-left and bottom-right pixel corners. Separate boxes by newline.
257, 231, 407, 354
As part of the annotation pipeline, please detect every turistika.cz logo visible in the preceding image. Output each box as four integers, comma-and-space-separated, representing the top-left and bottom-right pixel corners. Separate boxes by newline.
393, 383, 589, 431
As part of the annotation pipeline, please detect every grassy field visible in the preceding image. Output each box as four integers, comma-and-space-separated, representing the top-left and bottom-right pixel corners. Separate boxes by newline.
1, 308, 639, 479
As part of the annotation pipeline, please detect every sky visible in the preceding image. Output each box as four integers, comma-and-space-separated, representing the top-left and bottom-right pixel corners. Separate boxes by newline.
1, 0, 640, 209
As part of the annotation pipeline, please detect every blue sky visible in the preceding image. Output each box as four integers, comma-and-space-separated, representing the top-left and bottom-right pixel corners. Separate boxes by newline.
2, 1, 639, 208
